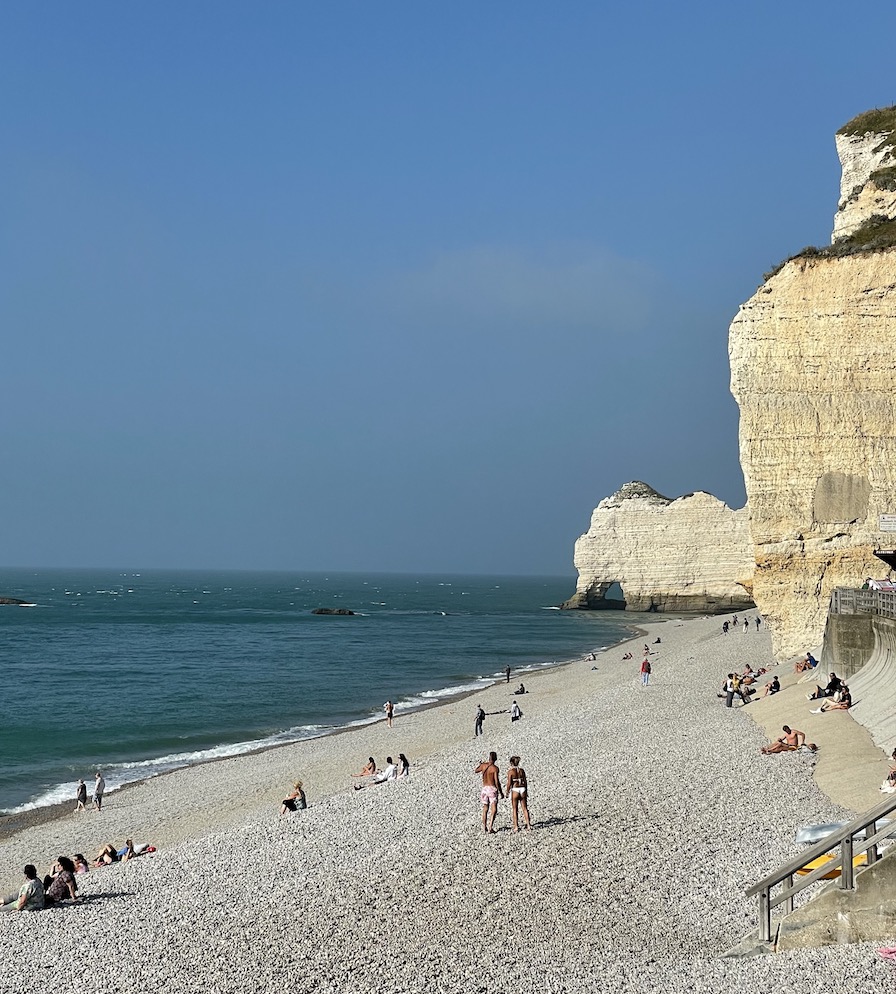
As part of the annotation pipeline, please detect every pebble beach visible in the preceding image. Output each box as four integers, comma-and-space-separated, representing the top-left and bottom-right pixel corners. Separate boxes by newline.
1, 614, 893, 993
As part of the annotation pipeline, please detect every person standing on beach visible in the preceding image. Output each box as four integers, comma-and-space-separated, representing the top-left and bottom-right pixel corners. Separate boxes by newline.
504, 666, 511, 683
474, 705, 485, 737
75, 779, 87, 813
384, 700, 394, 728
505, 756, 531, 832
474, 752, 503, 834
640, 658, 651, 686
755, 616, 761, 631
92, 772, 105, 811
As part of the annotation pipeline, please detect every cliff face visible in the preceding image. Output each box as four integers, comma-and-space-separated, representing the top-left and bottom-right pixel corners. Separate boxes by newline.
563, 481, 754, 613
832, 110, 896, 243
730, 108, 896, 660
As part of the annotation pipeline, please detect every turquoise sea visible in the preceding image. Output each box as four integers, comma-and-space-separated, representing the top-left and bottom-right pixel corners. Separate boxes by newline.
0, 569, 637, 814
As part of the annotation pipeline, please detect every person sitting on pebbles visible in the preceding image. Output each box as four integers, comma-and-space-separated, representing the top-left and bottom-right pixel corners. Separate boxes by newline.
351, 757, 377, 780
354, 757, 397, 790
280, 780, 307, 816
761, 725, 816, 755
1, 865, 44, 912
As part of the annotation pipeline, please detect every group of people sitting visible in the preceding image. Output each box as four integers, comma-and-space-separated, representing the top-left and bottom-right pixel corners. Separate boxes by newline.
807, 672, 851, 712
351, 754, 410, 790
1, 840, 151, 913
720, 663, 771, 706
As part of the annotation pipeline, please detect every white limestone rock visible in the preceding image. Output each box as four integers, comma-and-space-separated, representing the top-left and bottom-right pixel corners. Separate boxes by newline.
832, 109, 896, 243
564, 481, 754, 613
731, 107, 896, 660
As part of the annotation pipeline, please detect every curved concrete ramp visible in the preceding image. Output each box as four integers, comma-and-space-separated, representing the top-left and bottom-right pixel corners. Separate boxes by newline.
847, 616, 896, 756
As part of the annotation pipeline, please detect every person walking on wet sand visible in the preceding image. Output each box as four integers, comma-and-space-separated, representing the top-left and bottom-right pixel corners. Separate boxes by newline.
92, 772, 105, 811
505, 756, 531, 832
474, 752, 503, 834
383, 700, 394, 728
74, 779, 87, 813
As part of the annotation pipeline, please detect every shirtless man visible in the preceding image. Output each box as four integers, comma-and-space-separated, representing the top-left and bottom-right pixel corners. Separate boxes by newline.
761, 725, 811, 754
474, 752, 504, 834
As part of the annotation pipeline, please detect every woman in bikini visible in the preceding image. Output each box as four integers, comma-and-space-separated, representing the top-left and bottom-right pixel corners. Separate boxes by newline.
351, 758, 377, 780
505, 756, 531, 832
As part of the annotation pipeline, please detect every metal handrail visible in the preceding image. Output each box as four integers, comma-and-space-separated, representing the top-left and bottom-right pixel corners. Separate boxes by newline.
745, 793, 896, 943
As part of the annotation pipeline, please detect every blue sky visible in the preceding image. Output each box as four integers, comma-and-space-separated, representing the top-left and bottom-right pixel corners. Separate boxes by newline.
2, 3, 893, 574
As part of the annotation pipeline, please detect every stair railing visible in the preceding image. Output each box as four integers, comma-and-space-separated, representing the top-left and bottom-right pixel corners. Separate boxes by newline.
745, 793, 896, 943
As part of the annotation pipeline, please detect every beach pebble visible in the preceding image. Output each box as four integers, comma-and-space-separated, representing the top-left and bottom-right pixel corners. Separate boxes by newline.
0, 616, 889, 992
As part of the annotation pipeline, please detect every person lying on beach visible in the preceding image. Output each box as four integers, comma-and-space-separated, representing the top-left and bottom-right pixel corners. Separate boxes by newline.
354, 757, 397, 790
43, 856, 78, 905
94, 843, 119, 866
351, 758, 378, 779
280, 781, 307, 816
1, 865, 44, 912
761, 676, 780, 697
475, 752, 503, 834
621, 652, 632, 661
807, 672, 841, 700
761, 725, 816, 754
811, 685, 851, 713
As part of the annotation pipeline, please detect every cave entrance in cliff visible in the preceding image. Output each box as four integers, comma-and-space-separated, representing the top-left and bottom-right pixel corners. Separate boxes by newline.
605, 582, 626, 609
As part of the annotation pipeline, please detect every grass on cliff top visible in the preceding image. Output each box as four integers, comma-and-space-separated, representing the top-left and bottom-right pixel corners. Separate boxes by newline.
764, 215, 896, 278
837, 105, 896, 138
762, 215, 896, 284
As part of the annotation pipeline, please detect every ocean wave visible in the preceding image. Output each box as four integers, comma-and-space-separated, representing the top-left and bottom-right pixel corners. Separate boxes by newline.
1, 724, 330, 816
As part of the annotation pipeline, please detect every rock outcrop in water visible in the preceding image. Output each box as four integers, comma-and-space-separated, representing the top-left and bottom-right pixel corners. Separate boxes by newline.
562, 481, 755, 613
729, 106, 896, 660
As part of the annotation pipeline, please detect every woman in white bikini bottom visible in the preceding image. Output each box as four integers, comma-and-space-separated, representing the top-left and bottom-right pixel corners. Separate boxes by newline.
505, 756, 531, 832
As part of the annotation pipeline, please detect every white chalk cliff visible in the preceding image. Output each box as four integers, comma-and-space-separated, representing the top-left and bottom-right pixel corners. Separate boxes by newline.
563, 482, 754, 613
729, 106, 896, 660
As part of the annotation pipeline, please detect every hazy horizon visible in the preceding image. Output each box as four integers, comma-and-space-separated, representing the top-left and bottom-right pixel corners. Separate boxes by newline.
3, 3, 892, 574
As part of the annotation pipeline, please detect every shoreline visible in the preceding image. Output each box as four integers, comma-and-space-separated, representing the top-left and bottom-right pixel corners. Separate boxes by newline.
0, 618, 649, 844
0, 612, 891, 991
